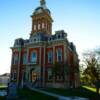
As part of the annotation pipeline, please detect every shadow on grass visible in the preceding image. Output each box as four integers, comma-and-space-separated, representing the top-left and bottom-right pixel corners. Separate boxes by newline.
18, 88, 57, 100
0, 87, 7, 91
41, 86, 100, 100
0, 96, 6, 100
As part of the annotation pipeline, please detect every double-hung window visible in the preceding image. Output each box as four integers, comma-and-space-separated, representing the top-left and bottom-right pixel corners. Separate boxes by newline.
13, 54, 19, 65
57, 48, 62, 62
31, 51, 37, 63
48, 51, 53, 63
23, 53, 27, 64
48, 69, 52, 80
38, 20, 40, 30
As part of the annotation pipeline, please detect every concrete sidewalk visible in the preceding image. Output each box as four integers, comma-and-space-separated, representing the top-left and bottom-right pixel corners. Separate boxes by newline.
29, 87, 89, 100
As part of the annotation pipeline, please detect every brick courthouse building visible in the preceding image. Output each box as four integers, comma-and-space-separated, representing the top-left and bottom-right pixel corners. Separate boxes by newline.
10, 0, 80, 88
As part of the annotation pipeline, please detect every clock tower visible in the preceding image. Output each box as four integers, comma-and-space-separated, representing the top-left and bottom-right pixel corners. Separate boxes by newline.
30, 0, 53, 37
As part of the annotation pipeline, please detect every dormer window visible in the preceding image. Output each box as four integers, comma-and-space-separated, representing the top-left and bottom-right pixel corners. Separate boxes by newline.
58, 35, 60, 39
48, 37, 51, 41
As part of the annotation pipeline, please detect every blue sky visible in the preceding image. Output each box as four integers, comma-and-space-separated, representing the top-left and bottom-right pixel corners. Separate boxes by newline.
0, 0, 100, 74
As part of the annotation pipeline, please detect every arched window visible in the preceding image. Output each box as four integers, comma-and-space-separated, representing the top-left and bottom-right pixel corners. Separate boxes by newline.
48, 51, 53, 63
57, 48, 62, 62
31, 51, 37, 63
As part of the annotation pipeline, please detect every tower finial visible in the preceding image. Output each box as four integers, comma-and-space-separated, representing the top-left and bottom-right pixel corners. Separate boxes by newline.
40, 0, 46, 6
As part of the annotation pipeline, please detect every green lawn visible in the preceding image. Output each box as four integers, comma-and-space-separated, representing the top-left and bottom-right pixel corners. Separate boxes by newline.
18, 88, 58, 100
0, 86, 99, 100
82, 85, 100, 93
0, 85, 7, 100
41, 86, 100, 100
0, 85, 7, 90
0, 96, 5, 100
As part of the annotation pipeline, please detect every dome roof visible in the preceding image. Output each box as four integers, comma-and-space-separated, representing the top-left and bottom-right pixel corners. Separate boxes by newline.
33, 0, 51, 15
34, 6, 51, 15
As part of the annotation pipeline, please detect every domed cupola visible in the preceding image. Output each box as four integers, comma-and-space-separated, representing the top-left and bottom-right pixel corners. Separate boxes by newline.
30, 0, 53, 37
34, 0, 51, 15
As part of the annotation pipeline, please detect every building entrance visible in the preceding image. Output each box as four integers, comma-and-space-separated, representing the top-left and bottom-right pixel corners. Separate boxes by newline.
31, 71, 37, 82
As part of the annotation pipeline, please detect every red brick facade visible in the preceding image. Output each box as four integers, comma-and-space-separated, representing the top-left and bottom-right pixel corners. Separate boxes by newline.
10, 0, 80, 88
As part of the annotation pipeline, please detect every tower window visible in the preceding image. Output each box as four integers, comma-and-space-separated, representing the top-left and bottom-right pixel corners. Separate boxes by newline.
38, 20, 41, 30
31, 51, 37, 63
33, 21, 36, 31
42, 22, 45, 29
38, 23, 40, 30
34, 24, 36, 30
